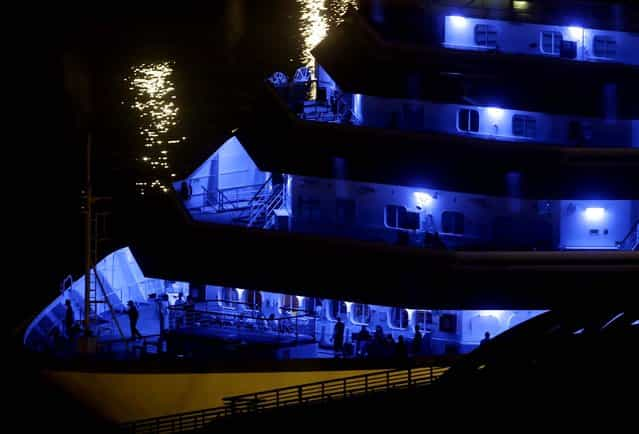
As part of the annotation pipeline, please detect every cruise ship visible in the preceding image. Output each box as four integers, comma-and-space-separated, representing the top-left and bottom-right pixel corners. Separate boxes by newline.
22, 0, 639, 427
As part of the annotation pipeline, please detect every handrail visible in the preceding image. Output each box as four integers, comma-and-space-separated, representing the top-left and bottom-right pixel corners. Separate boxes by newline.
168, 306, 317, 340
120, 365, 448, 433
617, 219, 638, 251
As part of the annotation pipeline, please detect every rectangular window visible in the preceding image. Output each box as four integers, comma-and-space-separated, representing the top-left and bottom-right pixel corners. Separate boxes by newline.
442, 211, 465, 235
540, 31, 562, 55
474, 24, 498, 48
512, 115, 537, 138
299, 198, 321, 223
458, 109, 479, 132
593, 35, 616, 58
439, 313, 458, 333
385, 205, 420, 230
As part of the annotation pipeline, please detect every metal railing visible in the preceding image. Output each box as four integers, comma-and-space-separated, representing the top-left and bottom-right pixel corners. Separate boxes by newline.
186, 177, 264, 214
120, 365, 448, 433
248, 183, 285, 228
168, 307, 317, 342
617, 219, 638, 251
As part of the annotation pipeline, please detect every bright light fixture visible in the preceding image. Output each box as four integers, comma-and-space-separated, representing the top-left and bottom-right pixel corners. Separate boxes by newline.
487, 107, 504, 120
513, 1, 530, 11
450, 16, 467, 28
414, 192, 433, 207
568, 26, 584, 40
584, 207, 605, 221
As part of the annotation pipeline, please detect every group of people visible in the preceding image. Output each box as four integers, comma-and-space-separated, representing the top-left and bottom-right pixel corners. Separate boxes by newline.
331, 318, 433, 359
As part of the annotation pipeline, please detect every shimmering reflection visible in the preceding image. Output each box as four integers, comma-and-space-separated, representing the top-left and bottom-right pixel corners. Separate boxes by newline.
298, 0, 358, 69
126, 61, 185, 195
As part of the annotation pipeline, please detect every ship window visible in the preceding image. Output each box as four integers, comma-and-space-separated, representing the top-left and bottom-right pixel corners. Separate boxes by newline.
281, 294, 299, 312
540, 31, 562, 55
474, 24, 498, 48
415, 310, 433, 331
352, 304, 371, 324
245, 290, 262, 311
220, 287, 238, 308
512, 115, 537, 138
390, 308, 409, 329
304, 297, 323, 316
442, 211, 465, 234
593, 35, 616, 58
439, 313, 458, 333
299, 197, 321, 223
458, 109, 479, 132
330, 300, 347, 321
336, 199, 356, 227
385, 205, 420, 230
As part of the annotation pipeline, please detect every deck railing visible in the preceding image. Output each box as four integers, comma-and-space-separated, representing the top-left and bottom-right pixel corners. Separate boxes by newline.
120, 365, 448, 433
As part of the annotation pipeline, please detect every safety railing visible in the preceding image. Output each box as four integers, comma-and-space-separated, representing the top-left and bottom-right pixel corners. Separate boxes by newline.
120, 365, 448, 433
617, 219, 638, 251
168, 307, 317, 341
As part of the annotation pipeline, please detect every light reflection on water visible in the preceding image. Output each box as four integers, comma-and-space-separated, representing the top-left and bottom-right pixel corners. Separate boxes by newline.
298, 0, 358, 69
126, 62, 185, 195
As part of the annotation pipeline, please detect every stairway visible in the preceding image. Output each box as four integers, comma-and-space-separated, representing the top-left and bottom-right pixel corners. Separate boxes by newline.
233, 178, 286, 229
617, 220, 638, 251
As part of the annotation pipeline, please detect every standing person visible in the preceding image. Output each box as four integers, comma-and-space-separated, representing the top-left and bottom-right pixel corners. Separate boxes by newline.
395, 335, 408, 360
157, 294, 169, 337
480, 331, 491, 346
332, 317, 345, 357
174, 293, 186, 328
356, 325, 371, 357
126, 301, 143, 340
64, 299, 74, 339
412, 324, 423, 356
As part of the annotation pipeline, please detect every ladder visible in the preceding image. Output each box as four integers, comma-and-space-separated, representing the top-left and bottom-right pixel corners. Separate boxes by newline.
87, 209, 124, 338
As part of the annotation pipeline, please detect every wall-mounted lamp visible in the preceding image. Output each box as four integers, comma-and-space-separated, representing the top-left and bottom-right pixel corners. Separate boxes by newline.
450, 16, 467, 28
487, 107, 504, 120
568, 26, 584, 40
414, 192, 433, 208
584, 207, 605, 221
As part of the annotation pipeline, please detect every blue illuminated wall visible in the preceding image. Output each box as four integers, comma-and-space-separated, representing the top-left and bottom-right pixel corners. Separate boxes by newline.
174, 136, 268, 221
559, 200, 633, 249
443, 15, 639, 65
353, 94, 637, 147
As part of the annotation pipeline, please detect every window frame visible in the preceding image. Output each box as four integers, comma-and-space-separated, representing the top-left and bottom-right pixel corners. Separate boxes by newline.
389, 307, 409, 330
457, 108, 480, 133
592, 35, 617, 59
474, 24, 498, 48
352, 303, 371, 325
384, 205, 421, 231
441, 210, 465, 235
512, 114, 537, 138
540, 30, 563, 55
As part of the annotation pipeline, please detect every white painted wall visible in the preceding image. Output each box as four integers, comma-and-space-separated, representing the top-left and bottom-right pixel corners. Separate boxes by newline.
443, 16, 639, 65
359, 94, 636, 147
559, 200, 632, 249
290, 175, 558, 247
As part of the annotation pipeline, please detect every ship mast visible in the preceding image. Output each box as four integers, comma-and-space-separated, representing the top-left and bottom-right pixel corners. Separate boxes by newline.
84, 132, 92, 336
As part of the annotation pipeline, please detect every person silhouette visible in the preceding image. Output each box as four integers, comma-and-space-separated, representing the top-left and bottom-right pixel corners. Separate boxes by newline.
480, 331, 491, 346
126, 301, 143, 340
64, 299, 74, 339
332, 317, 345, 357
